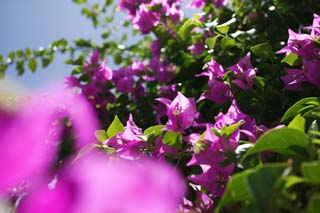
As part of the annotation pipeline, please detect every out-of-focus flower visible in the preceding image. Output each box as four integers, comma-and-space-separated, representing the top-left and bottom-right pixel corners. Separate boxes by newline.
0, 87, 98, 194
18, 153, 185, 213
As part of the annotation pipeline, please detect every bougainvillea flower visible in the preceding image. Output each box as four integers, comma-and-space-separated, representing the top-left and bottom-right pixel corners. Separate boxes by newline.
104, 114, 147, 160
0, 87, 98, 194
18, 153, 185, 213
277, 29, 311, 56
133, 4, 160, 34
227, 52, 258, 90
281, 68, 308, 90
198, 58, 225, 79
188, 40, 205, 56
156, 92, 197, 132
188, 163, 234, 197
304, 60, 320, 87
199, 78, 233, 104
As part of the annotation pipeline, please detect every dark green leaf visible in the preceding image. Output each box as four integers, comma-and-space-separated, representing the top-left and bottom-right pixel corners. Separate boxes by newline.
250, 43, 273, 58
307, 194, 320, 213
302, 161, 320, 184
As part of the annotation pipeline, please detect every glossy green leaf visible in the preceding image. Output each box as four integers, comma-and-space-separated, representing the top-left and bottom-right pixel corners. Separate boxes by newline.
250, 43, 273, 58
302, 161, 320, 184
107, 115, 124, 138
288, 114, 305, 132
247, 164, 287, 212
217, 163, 286, 212
216, 169, 254, 212
163, 130, 182, 148
244, 127, 310, 159
220, 37, 236, 49
281, 97, 320, 123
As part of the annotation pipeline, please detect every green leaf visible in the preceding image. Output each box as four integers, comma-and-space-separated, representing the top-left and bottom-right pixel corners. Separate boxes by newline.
247, 164, 287, 212
8, 52, 15, 61
42, 55, 54, 68
220, 37, 236, 49
94, 130, 108, 142
281, 53, 301, 66
144, 125, 164, 137
220, 121, 244, 137
216, 169, 254, 212
244, 127, 310, 159
74, 38, 92, 47
302, 161, 320, 184
73, 0, 86, 4
281, 97, 320, 123
250, 43, 273, 58
107, 115, 124, 138
283, 176, 304, 189
307, 194, 320, 213
162, 130, 182, 148
178, 15, 202, 40
28, 59, 37, 73
288, 114, 305, 132
215, 17, 236, 34
217, 163, 286, 212
102, 31, 111, 39
205, 36, 218, 49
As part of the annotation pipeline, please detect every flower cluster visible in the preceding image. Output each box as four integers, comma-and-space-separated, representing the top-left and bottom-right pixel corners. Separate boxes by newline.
279, 14, 320, 90
119, 0, 184, 34
198, 53, 258, 104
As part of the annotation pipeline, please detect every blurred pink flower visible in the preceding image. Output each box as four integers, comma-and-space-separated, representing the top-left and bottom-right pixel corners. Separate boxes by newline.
18, 153, 185, 213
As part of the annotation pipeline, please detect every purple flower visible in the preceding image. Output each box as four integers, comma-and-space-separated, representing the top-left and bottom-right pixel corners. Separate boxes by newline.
188, 163, 234, 197
281, 68, 308, 90
133, 4, 160, 34
277, 29, 311, 56
198, 58, 225, 79
0, 87, 98, 194
18, 153, 185, 213
227, 53, 258, 90
199, 79, 233, 104
304, 60, 320, 87
104, 114, 147, 160
188, 0, 227, 8
188, 40, 205, 55
156, 92, 197, 132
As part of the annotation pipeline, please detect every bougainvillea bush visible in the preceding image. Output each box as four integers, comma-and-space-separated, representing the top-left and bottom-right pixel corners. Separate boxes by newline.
1, 0, 320, 212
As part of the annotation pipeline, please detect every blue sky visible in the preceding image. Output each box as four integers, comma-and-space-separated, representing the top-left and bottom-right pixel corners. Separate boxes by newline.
0, 0, 104, 90
0, 0, 198, 91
